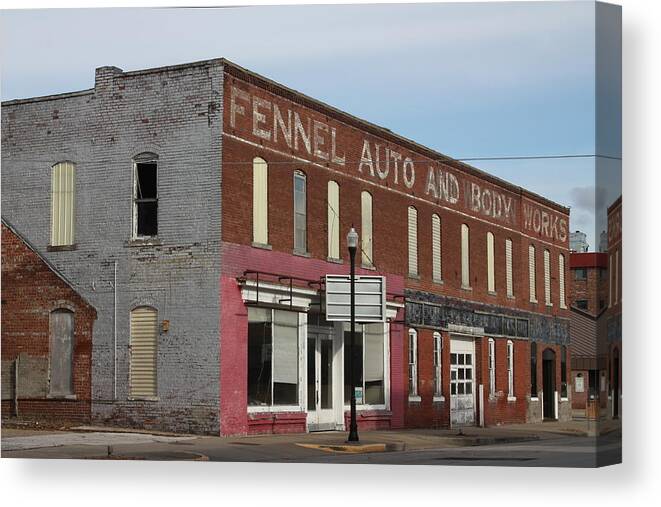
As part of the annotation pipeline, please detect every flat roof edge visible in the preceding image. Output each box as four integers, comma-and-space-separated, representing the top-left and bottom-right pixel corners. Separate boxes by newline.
2, 88, 94, 107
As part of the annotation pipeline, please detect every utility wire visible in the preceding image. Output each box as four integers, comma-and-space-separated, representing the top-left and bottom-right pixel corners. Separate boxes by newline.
3, 153, 622, 164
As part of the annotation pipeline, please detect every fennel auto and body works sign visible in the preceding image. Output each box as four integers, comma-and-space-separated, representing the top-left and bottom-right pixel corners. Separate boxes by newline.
223, 75, 568, 247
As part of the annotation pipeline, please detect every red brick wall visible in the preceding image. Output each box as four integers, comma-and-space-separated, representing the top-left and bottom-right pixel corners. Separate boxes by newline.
1, 224, 96, 423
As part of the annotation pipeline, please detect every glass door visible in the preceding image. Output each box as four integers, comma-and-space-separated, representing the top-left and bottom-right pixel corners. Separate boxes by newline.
307, 333, 335, 431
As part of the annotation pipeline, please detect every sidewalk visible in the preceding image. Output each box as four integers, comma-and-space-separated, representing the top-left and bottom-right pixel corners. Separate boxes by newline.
2, 419, 620, 461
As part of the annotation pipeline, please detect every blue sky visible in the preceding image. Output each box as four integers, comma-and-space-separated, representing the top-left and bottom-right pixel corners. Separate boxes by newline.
0, 2, 621, 250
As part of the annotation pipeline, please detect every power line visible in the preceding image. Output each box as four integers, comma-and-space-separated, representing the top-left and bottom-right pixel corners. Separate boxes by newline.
3, 153, 622, 164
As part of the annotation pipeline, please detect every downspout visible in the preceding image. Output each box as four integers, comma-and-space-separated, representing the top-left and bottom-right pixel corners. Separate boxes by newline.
14, 355, 19, 418
113, 260, 117, 400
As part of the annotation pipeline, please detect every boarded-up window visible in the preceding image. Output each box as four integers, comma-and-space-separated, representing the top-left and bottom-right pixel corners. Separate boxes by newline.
407, 206, 418, 276
432, 214, 442, 282
505, 238, 513, 297
130, 307, 158, 398
487, 232, 495, 293
559, 254, 567, 308
361, 191, 373, 266
364, 323, 385, 405
51, 162, 75, 246
327, 180, 340, 259
529, 245, 537, 302
293, 171, 307, 252
544, 249, 552, 305
49, 309, 74, 396
461, 224, 470, 288
133, 155, 158, 238
253, 157, 268, 245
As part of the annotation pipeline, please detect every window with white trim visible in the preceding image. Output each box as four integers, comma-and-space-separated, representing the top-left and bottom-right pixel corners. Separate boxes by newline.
407, 206, 418, 276
559, 254, 567, 308
248, 307, 300, 407
461, 224, 470, 288
50, 161, 76, 246
408, 329, 418, 398
133, 155, 158, 238
487, 231, 495, 293
327, 180, 340, 259
544, 249, 552, 306
507, 340, 514, 398
432, 214, 442, 282
252, 157, 268, 245
488, 338, 496, 397
293, 170, 307, 253
361, 191, 373, 267
433, 332, 443, 398
343, 322, 387, 406
529, 244, 537, 302
505, 238, 514, 297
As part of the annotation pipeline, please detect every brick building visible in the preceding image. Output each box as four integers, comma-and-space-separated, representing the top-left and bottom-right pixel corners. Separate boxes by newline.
568, 252, 609, 412
569, 252, 609, 315
1, 58, 572, 435
1, 219, 97, 423
604, 197, 622, 419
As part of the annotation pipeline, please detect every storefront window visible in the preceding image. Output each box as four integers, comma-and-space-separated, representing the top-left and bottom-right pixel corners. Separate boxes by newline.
343, 323, 385, 406
248, 307, 299, 406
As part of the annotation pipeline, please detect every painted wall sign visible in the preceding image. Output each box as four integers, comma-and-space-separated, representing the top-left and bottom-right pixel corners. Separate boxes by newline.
226, 82, 569, 243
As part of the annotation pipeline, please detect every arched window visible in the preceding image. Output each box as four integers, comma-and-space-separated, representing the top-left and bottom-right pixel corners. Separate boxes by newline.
408, 329, 418, 398
252, 157, 268, 245
49, 309, 74, 396
431, 214, 442, 282
407, 206, 418, 276
529, 244, 537, 303
129, 306, 158, 399
361, 191, 373, 267
487, 232, 495, 293
327, 180, 340, 259
51, 162, 76, 246
461, 224, 470, 289
293, 170, 307, 253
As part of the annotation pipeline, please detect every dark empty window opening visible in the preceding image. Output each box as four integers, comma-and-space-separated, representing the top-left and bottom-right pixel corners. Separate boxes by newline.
574, 268, 587, 280
135, 161, 158, 237
576, 299, 588, 310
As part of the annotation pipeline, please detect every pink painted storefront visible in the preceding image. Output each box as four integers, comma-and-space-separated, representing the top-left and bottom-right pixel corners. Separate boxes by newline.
219, 242, 405, 436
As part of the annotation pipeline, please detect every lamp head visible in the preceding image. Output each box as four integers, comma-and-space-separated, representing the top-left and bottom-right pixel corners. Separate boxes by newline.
347, 227, 359, 249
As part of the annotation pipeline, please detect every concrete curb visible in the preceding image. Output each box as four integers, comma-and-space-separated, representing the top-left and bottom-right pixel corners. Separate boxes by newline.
296, 442, 405, 454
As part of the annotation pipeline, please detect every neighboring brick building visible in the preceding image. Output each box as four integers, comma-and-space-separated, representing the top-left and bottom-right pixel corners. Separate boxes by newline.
569, 252, 608, 315
1, 58, 572, 435
604, 197, 622, 419
1, 219, 96, 423
568, 252, 609, 412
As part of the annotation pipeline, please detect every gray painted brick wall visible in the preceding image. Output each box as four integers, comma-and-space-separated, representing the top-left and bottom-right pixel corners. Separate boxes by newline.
2, 60, 225, 434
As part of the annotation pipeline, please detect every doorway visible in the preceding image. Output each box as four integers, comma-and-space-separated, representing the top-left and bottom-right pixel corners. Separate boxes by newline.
307, 331, 336, 431
450, 337, 475, 427
542, 348, 556, 420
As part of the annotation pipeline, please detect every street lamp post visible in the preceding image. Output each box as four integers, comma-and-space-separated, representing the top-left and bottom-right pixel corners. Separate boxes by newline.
346, 226, 360, 443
